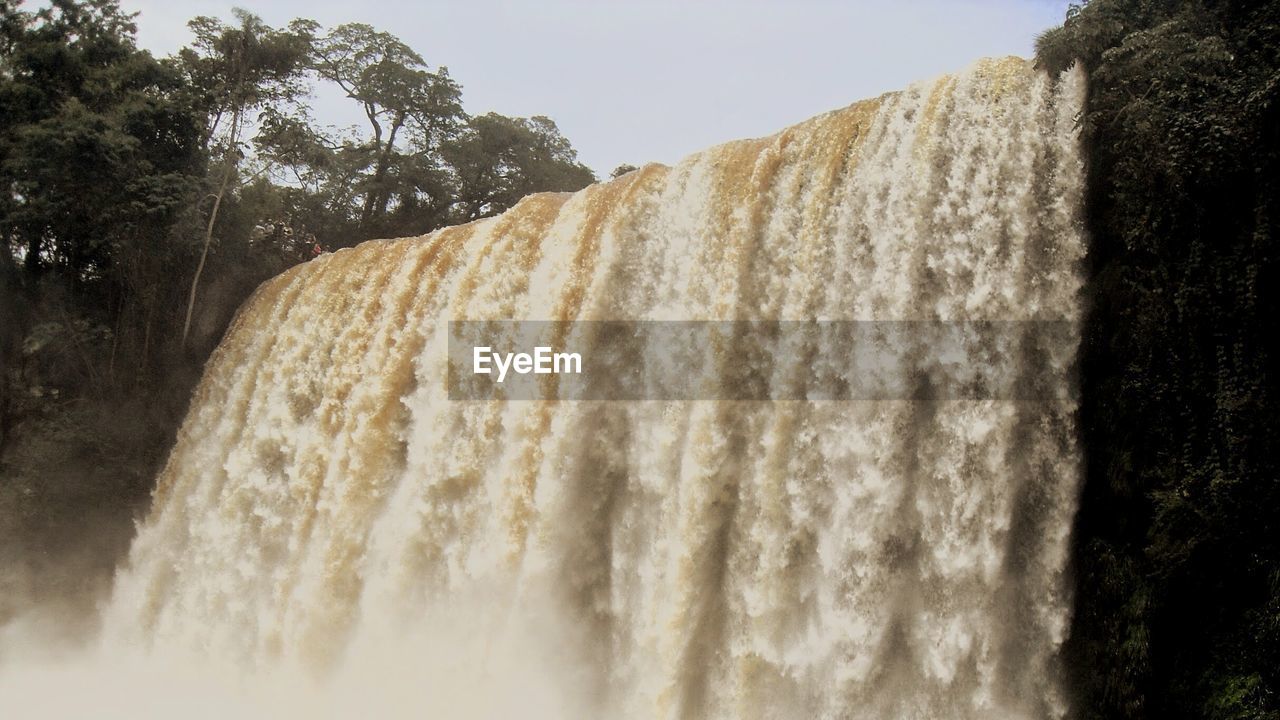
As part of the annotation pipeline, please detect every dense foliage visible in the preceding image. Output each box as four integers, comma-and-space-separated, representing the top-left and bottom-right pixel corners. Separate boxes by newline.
0, 0, 594, 625
1037, 1, 1280, 717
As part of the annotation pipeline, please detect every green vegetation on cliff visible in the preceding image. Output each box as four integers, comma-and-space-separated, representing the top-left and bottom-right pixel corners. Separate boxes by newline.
1037, 1, 1280, 717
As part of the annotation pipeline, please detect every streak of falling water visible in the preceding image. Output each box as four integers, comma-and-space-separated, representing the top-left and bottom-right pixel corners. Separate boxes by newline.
9, 58, 1087, 720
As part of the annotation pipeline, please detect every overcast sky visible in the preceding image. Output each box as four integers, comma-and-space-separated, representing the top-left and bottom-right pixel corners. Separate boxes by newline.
116, 0, 1072, 177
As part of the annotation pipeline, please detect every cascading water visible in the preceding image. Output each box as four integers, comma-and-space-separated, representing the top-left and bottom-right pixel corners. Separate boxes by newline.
2, 57, 1087, 719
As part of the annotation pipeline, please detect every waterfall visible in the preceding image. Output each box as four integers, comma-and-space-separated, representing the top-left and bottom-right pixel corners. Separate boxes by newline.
10, 57, 1088, 719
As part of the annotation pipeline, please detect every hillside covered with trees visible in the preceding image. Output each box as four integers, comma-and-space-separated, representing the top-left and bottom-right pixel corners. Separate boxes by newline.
1038, 1, 1279, 717
0, 0, 594, 627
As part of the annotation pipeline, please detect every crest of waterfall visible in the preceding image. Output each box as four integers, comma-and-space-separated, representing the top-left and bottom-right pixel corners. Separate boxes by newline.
83, 57, 1085, 719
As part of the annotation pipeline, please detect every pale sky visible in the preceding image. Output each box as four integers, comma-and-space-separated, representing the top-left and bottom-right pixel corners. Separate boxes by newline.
116, 0, 1071, 177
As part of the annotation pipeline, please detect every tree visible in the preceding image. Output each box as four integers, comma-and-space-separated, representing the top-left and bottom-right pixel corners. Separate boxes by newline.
445, 113, 595, 222
177, 10, 312, 346
311, 23, 464, 234
0, 0, 208, 628
0, 0, 205, 380
1, 0, 201, 282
